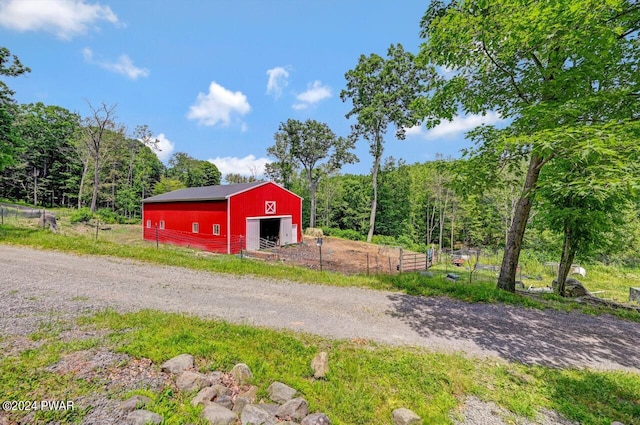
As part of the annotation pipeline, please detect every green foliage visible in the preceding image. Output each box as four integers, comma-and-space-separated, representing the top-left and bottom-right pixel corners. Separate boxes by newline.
166, 152, 221, 188
95, 208, 121, 224
69, 208, 93, 223
321, 226, 365, 241
153, 176, 186, 196
0, 46, 31, 105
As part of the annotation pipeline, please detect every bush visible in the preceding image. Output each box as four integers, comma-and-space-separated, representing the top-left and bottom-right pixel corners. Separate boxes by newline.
95, 208, 121, 224
321, 227, 365, 241
69, 208, 93, 223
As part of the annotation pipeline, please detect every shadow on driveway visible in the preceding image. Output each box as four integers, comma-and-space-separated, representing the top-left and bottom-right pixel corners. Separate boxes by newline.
387, 294, 640, 372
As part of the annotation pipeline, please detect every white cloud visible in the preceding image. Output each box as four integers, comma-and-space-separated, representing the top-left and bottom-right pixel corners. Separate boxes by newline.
187, 82, 251, 128
266, 66, 289, 99
83, 48, 149, 80
0, 0, 119, 40
209, 155, 271, 177
292, 80, 331, 110
152, 133, 175, 162
406, 112, 503, 140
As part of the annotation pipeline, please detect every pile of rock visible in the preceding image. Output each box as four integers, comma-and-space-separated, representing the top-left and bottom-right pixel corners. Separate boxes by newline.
121, 352, 422, 425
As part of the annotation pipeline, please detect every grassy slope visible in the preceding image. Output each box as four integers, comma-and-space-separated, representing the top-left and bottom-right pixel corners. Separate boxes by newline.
1, 309, 638, 424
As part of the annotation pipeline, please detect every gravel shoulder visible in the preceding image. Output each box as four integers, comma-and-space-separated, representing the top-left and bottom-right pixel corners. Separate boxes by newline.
1, 245, 639, 373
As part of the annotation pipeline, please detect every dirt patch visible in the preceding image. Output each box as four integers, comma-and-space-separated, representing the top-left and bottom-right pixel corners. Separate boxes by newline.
252, 236, 406, 275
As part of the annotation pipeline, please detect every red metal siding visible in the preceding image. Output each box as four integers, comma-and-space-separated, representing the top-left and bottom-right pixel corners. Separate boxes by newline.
143, 200, 230, 253
142, 182, 301, 255
229, 182, 302, 250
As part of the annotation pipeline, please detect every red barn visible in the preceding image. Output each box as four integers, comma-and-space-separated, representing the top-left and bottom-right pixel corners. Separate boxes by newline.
142, 181, 302, 254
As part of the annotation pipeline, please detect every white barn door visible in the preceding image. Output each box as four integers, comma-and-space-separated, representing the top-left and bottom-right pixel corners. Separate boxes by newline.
279, 216, 292, 246
246, 218, 260, 251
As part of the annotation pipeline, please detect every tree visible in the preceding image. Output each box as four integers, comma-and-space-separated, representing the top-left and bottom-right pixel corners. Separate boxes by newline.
416, 0, 640, 291
153, 176, 186, 196
341, 44, 433, 242
167, 152, 221, 187
535, 124, 640, 295
224, 173, 259, 184
81, 102, 123, 212
0, 47, 30, 171
265, 131, 298, 190
269, 119, 357, 228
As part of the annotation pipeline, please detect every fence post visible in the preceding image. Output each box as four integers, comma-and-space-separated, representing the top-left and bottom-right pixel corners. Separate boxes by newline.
240, 235, 244, 259
95, 219, 99, 240
42, 209, 46, 230
388, 256, 391, 274
399, 248, 404, 273
366, 253, 369, 276
155, 225, 159, 249
1, 207, 3, 225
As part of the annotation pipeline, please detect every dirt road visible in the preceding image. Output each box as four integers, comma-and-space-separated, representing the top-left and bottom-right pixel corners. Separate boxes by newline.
1, 245, 638, 372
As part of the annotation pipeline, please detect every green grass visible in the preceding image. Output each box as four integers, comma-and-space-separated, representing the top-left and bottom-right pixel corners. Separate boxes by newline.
2, 309, 638, 424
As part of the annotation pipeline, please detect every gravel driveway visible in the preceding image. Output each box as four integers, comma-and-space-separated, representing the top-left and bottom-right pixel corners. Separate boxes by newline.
1, 245, 639, 373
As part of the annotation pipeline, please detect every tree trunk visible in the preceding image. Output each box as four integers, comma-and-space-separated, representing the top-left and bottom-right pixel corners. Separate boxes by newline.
77, 162, 87, 209
367, 136, 382, 243
556, 224, 577, 296
90, 157, 100, 212
497, 154, 544, 292
309, 177, 317, 229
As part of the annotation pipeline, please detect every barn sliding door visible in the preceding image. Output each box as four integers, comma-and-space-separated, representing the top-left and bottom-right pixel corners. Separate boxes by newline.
279, 216, 292, 246
246, 218, 260, 251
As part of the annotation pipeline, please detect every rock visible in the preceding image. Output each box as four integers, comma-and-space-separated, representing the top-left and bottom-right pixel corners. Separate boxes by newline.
311, 351, 329, 379
161, 354, 194, 374
267, 381, 297, 403
256, 403, 280, 416
276, 397, 309, 420
201, 403, 237, 425
233, 395, 251, 413
630, 287, 640, 303
176, 370, 212, 392
231, 363, 253, 384
611, 422, 625, 425
211, 383, 232, 397
392, 408, 421, 425
240, 404, 279, 425
119, 395, 151, 412
301, 413, 331, 425
553, 278, 590, 297
192, 386, 217, 406
127, 409, 163, 425
214, 394, 234, 410
239, 385, 258, 402
208, 371, 224, 384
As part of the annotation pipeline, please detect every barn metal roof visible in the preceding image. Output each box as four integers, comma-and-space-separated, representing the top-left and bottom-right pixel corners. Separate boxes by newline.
142, 181, 301, 203
142, 181, 267, 203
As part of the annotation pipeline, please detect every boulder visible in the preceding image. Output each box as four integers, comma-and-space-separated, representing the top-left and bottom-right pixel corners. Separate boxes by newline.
553, 278, 590, 297
201, 403, 237, 425
392, 407, 422, 425
231, 363, 253, 384
127, 409, 163, 425
240, 404, 279, 425
276, 397, 309, 420
208, 371, 224, 384
311, 352, 329, 379
192, 386, 217, 407
301, 413, 331, 425
214, 394, 234, 410
176, 370, 212, 392
211, 384, 232, 397
267, 381, 297, 403
239, 385, 258, 402
161, 354, 194, 374
233, 395, 251, 413
119, 395, 151, 412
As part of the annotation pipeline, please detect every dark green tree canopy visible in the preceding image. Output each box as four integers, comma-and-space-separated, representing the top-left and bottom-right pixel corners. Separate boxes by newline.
167, 152, 221, 188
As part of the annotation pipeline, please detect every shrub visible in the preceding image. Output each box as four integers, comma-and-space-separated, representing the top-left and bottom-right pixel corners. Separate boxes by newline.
95, 208, 121, 224
69, 208, 93, 223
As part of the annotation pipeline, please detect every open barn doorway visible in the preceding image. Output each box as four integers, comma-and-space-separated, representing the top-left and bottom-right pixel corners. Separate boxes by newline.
260, 218, 280, 245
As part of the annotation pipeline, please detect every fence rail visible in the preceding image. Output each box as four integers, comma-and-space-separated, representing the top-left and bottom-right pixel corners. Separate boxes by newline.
399, 248, 434, 272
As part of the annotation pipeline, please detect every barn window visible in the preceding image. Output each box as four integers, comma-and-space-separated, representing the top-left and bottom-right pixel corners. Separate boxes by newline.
213, 224, 220, 235
192, 222, 199, 233
146, 220, 151, 228
159, 220, 165, 230
265, 201, 276, 214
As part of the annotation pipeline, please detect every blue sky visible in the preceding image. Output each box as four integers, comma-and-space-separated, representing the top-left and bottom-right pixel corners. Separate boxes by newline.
0, 0, 502, 178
